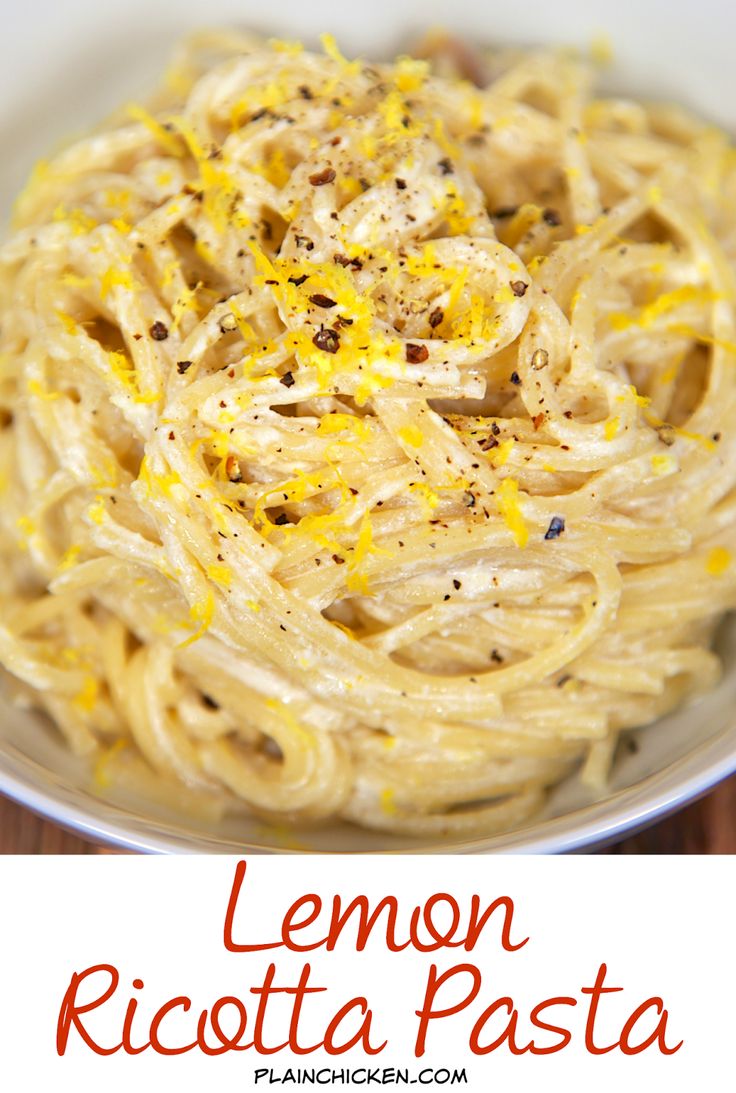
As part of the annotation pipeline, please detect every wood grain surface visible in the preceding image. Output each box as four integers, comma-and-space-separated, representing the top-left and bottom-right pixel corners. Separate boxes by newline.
0, 775, 734, 853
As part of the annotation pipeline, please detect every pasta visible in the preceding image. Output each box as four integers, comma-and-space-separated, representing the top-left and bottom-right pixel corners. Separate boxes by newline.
2, 28, 736, 841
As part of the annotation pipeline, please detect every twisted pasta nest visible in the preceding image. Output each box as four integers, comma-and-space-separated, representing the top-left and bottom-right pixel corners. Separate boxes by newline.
2, 30, 736, 840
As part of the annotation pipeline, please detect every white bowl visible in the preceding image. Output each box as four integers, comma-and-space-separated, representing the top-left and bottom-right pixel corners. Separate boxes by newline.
2, 0, 735, 853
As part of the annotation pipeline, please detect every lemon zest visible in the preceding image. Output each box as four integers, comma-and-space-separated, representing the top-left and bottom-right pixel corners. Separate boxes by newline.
206, 563, 232, 587
604, 417, 620, 441
496, 477, 528, 548
651, 453, 677, 476
93, 738, 128, 789
73, 675, 98, 714
179, 590, 215, 648
127, 103, 184, 157
707, 547, 732, 576
380, 787, 397, 815
58, 544, 82, 572
398, 424, 424, 448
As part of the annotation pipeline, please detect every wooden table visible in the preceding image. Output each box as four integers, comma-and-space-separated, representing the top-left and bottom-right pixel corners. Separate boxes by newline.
1, 775, 734, 853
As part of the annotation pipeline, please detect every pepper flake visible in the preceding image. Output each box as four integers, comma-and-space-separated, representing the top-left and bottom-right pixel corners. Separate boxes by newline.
309, 167, 336, 186
544, 516, 565, 540
406, 343, 429, 364
150, 320, 169, 341
313, 328, 340, 353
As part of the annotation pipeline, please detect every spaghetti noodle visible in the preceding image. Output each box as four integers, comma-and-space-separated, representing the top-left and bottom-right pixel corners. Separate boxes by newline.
1, 30, 736, 838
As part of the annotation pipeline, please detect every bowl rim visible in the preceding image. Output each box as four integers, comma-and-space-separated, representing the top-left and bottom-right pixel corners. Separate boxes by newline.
0, 731, 734, 854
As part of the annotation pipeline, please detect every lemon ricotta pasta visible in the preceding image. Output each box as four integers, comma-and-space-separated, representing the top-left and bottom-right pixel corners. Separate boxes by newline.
1, 30, 736, 839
